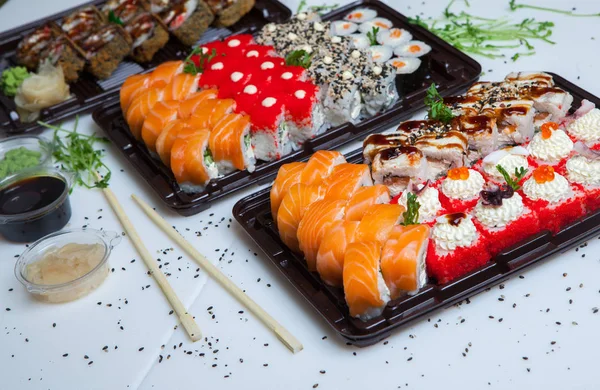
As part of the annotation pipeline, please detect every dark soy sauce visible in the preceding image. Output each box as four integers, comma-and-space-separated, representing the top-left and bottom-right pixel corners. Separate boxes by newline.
0, 176, 72, 242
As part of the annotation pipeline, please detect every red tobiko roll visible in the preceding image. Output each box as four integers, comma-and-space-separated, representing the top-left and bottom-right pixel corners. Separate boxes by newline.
243, 44, 277, 59
438, 168, 485, 213
222, 34, 255, 54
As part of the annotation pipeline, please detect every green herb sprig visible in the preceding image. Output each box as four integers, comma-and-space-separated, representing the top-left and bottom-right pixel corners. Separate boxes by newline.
496, 164, 528, 190
401, 192, 421, 226
297, 0, 307, 13
108, 10, 124, 26
408, 0, 555, 60
183, 47, 217, 75
509, 0, 600, 17
39, 117, 111, 190
308, 4, 339, 15
285, 49, 312, 68
425, 83, 455, 124
366, 26, 380, 46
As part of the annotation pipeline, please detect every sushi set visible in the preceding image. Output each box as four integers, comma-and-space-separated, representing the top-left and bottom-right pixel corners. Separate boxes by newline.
93, 0, 481, 216
233, 71, 600, 346
0, 0, 291, 133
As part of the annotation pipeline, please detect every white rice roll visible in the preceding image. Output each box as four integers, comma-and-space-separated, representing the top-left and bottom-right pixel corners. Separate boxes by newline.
394, 41, 432, 58
386, 57, 421, 74
377, 28, 412, 47
368, 45, 393, 63
358, 17, 393, 33
344, 8, 378, 23
331, 20, 359, 36
349, 33, 370, 49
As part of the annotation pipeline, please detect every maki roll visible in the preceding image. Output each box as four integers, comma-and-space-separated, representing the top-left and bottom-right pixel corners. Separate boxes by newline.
355, 203, 404, 244
283, 81, 325, 149
270, 161, 307, 221
567, 106, 600, 146
249, 95, 292, 161
16, 25, 57, 70
439, 167, 485, 212
426, 213, 491, 284
360, 63, 398, 117
316, 220, 360, 287
377, 28, 413, 48
393, 183, 444, 224
155, 0, 215, 46
363, 132, 408, 164
349, 33, 370, 50
331, 21, 358, 36
321, 163, 373, 201
106, 0, 149, 23
457, 114, 499, 158
343, 241, 390, 321
80, 24, 132, 79
322, 70, 362, 127
371, 146, 430, 196
381, 224, 430, 298
394, 41, 432, 58
140, 99, 180, 152
386, 57, 421, 74
521, 165, 586, 234
476, 146, 529, 183
358, 17, 393, 33
563, 143, 600, 212
170, 127, 220, 192
345, 184, 391, 222
527, 122, 573, 167
473, 185, 540, 257
209, 113, 256, 173
60, 6, 106, 46
124, 12, 169, 63
206, 0, 255, 27
367, 45, 393, 63
482, 99, 536, 145
344, 8, 378, 23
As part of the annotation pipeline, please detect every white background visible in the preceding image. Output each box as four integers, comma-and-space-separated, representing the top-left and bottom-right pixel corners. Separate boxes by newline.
1, 0, 600, 389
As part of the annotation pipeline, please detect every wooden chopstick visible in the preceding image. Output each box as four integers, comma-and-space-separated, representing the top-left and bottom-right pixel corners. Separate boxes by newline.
131, 194, 304, 354
99, 183, 202, 342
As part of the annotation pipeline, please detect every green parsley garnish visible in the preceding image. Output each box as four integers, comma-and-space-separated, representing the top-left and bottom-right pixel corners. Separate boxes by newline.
183, 47, 217, 75
424, 83, 454, 124
285, 50, 312, 69
38, 117, 112, 190
366, 26, 380, 46
401, 192, 421, 226
308, 4, 339, 15
509, 0, 600, 17
496, 164, 528, 190
408, 0, 554, 60
108, 10, 124, 26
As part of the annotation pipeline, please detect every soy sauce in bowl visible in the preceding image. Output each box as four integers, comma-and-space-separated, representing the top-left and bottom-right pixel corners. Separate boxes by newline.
0, 168, 72, 242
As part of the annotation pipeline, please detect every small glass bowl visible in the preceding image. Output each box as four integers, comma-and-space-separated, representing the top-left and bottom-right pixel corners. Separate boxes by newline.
15, 228, 122, 303
0, 135, 52, 174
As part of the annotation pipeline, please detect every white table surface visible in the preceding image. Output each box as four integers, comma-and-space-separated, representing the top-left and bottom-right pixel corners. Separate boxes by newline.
1, 0, 599, 389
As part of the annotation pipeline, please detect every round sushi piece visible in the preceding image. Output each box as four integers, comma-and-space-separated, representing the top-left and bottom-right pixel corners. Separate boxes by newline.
368, 45, 393, 63
394, 41, 432, 58
344, 8, 378, 23
331, 20, 359, 36
386, 57, 421, 74
359, 17, 393, 33
377, 28, 412, 47
349, 33, 370, 49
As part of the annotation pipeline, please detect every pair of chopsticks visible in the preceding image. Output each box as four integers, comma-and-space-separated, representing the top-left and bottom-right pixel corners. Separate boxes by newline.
99, 183, 303, 353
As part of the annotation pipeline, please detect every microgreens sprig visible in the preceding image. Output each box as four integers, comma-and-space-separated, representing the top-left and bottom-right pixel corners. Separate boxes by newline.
108, 10, 124, 26
509, 0, 600, 17
297, 0, 307, 13
425, 83, 455, 124
285, 49, 312, 68
309, 4, 339, 15
401, 192, 421, 226
38, 117, 112, 190
366, 26, 380, 46
496, 164, 528, 190
183, 47, 217, 75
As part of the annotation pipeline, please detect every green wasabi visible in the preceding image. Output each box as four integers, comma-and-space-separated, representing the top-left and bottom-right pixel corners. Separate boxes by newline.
0, 147, 42, 179
1, 66, 30, 97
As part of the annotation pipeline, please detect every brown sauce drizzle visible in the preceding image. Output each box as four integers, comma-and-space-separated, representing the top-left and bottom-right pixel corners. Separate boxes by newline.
445, 212, 466, 226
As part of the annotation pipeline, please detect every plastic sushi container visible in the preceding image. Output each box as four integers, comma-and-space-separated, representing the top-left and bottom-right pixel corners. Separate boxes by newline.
0, 0, 292, 134
91, 0, 481, 216
232, 72, 600, 346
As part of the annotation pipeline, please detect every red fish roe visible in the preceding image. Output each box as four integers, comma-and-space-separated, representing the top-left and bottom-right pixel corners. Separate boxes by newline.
426, 236, 491, 284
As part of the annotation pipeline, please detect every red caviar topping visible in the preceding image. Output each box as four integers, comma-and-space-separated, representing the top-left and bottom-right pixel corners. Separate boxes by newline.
540, 122, 559, 139
409, 45, 421, 53
533, 165, 555, 184
448, 167, 470, 180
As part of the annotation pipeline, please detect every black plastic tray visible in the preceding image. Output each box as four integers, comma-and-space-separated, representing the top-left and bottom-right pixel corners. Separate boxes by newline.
0, 0, 291, 134
232, 72, 600, 346
92, 0, 482, 216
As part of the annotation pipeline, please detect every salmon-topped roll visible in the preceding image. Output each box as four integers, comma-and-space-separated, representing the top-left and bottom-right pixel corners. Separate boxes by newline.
356, 204, 404, 244
156, 120, 190, 166
270, 162, 306, 221
121, 74, 150, 113
209, 113, 256, 173
299, 150, 346, 185
179, 89, 218, 119
343, 241, 390, 321
297, 199, 347, 271
126, 87, 163, 139
277, 183, 324, 253
190, 99, 237, 130
171, 128, 219, 192
316, 220, 359, 287
149, 60, 184, 88
141, 100, 180, 152
162, 72, 200, 101
321, 163, 373, 200
381, 224, 430, 298
345, 185, 391, 221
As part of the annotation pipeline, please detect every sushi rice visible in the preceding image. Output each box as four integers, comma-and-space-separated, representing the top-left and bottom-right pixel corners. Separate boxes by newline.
377, 28, 412, 47
368, 45, 393, 63
349, 33, 370, 50
344, 8, 378, 23
331, 20, 359, 36
386, 57, 422, 74
358, 17, 393, 33
394, 41, 432, 58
